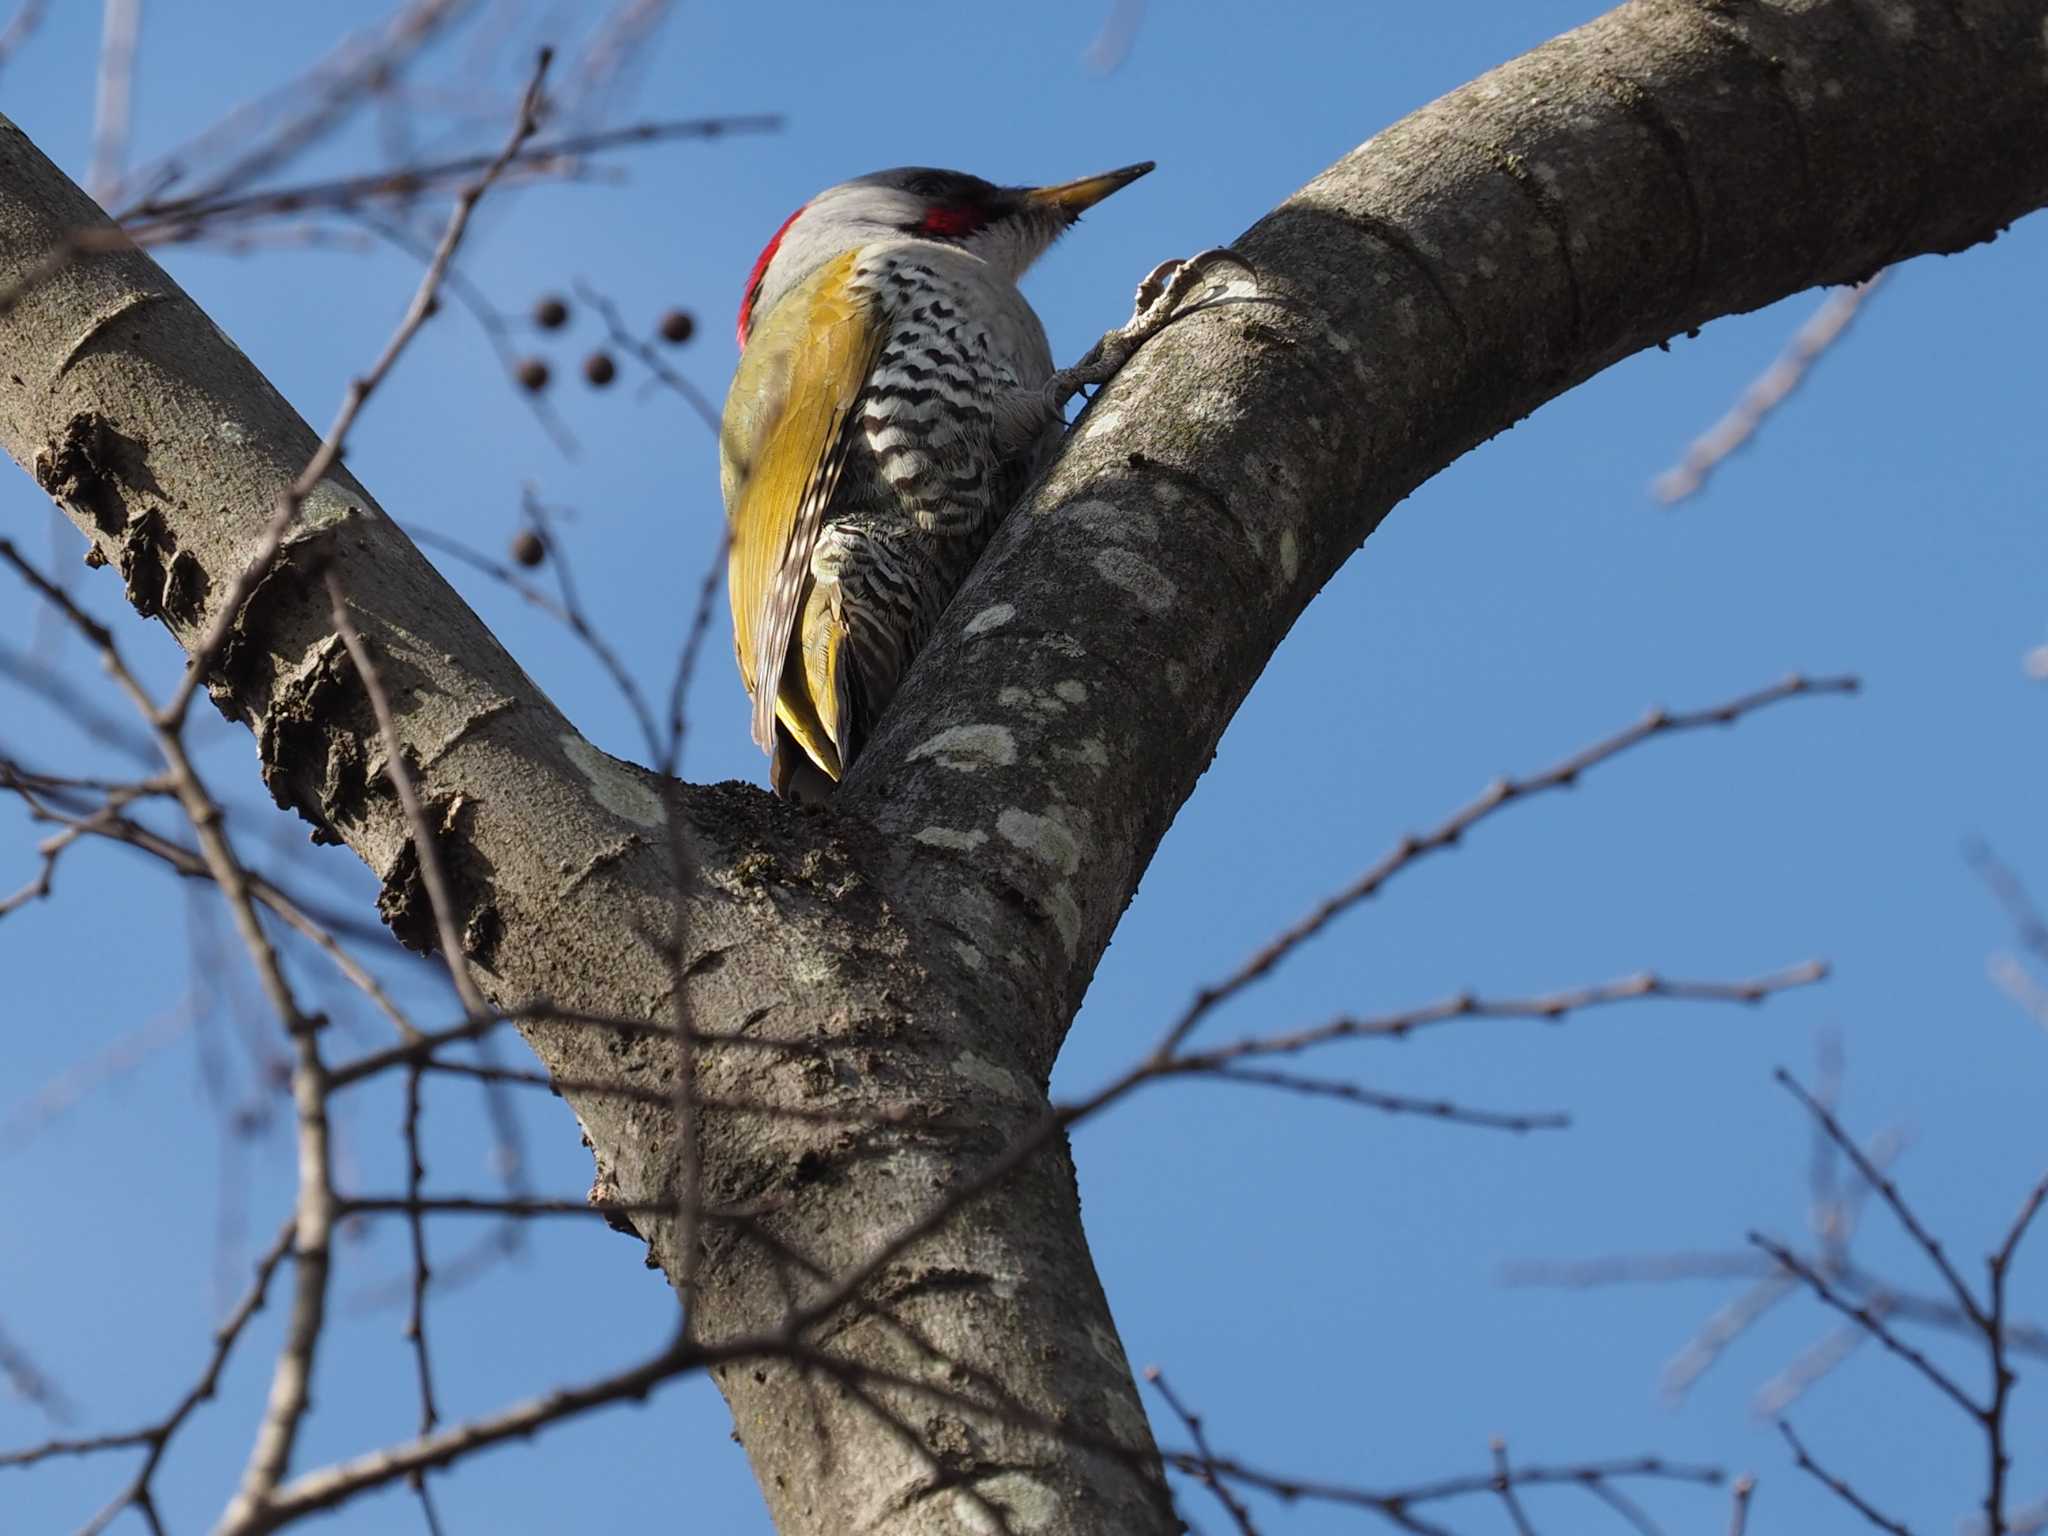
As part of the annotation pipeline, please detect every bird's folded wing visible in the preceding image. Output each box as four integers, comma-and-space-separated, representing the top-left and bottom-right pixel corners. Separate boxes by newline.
724, 248, 885, 755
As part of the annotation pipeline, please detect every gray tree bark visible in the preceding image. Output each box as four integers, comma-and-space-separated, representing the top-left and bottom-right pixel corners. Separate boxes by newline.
3, 1, 2045, 1531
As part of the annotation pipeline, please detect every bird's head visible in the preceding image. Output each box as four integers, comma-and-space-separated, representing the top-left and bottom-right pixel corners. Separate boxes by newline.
736, 161, 1154, 347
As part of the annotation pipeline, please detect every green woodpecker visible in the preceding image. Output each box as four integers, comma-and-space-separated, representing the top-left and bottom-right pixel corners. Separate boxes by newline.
720, 161, 1154, 801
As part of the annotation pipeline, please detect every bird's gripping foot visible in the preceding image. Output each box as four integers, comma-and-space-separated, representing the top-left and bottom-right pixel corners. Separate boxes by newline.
1043, 246, 1254, 419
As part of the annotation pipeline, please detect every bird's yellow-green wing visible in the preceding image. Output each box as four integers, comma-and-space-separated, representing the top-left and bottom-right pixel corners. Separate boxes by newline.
720, 249, 883, 767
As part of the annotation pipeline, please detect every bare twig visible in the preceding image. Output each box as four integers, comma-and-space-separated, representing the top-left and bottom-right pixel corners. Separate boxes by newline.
116, 0, 479, 215
1183, 1449, 1720, 1530
661, 528, 732, 775
1748, 1234, 1982, 1420
0, 637, 156, 761
325, 574, 488, 1021
1145, 1368, 1261, 1536
0, 0, 47, 78
1653, 274, 1886, 504
400, 1065, 441, 1523
1776, 1420, 1913, 1535
0, 997, 191, 1157
1198, 1065, 1568, 1132
1990, 953, 2048, 1036
1728, 1474, 1756, 1536
242, 1328, 698, 1527
0, 778, 419, 1036
1985, 1170, 2048, 1534
1082, 0, 1147, 74
0, 548, 308, 1031
86, 0, 142, 203
1189, 964, 1827, 1071
218, 1025, 335, 1532
0, 1220, 295, 1534
122, 113, 780, 238
162, 48, 554, 731
349, 210, 577, 456
1751, 1318, 1872, 1419
1968, 839, 2048, 968
0, 1318, 76, 1424
1489, 1439, 1539, 1536
775, 960, 1822, 1365
574, 280, 721, 433
1160, 674, 1857, 1055
523, 491, 661, 754
1776, 1069, 1983, 1328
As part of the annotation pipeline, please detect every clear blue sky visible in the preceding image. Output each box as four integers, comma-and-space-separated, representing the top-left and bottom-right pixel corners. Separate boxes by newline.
4, 4, 2045, 1532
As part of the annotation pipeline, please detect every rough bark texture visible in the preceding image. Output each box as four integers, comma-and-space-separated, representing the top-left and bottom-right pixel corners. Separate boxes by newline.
3, 2, 2045, 1532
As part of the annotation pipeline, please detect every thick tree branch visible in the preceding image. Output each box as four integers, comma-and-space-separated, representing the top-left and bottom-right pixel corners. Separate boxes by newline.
3, 3, 2045, 1533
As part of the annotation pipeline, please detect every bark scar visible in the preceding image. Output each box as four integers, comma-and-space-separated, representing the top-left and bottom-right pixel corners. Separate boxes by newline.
59, 291, 173, 378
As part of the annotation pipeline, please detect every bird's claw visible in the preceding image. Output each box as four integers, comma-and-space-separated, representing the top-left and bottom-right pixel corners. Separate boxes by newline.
1046, 246, 1253, 421
1129, 247, 1253, 320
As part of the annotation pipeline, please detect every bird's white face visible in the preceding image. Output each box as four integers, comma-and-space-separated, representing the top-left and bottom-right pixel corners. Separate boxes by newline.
737, 163, 1151, 346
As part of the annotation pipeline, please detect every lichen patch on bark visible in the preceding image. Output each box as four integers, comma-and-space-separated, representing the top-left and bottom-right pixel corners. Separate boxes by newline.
907, 724, 1019, 771
559, 734, 667, 827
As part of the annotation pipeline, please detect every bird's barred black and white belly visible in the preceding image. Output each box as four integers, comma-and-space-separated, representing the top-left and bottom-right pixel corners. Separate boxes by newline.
838, 256, 1047, 552
801, 250, 1056, 754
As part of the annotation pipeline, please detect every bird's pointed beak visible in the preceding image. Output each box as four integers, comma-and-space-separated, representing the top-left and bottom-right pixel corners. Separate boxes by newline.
1023, 161, 1155, 218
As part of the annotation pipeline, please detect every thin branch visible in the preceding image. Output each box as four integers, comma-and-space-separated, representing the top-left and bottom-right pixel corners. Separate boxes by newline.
1583, 1474, 1663, 1536
1968, 839, 2048, 968
0, 1318, 76, 1424
243, 1329, 698, 1528
1748, 1233, 1983, 1420
86, 0, 141, 203
661, 525, 731, 775
0, 0, 48, 79
0, 638, 156, 761
1662, 1272, 1799, 1404
1985, 1169, 2048, 1534
218, 1022, 335, 1530
1728, 1474, 1755, 1536
1186, 963, 1828, 1070
1990, 953, 2048, 1037
1160, 673, 1856, 1054
573, 280, 720, 433
1198, 1064, 1568, 1132
114, 0, 479, 216
1187, 1449, 1721, 1526
121, 113, 780, 236
1751, 1318, 1872, 1419
0, 781, 420, 1037
1653, 274, 1885, 504
520, 490, 661, 757
162, 48, 554, 730
1145, 1368, 1261, 1536
0, 547, 309, 1030
0, 996, 191, 1157
1489, 1439, 1539, 1536
400, 1067, 440, 1520
1500, 1252, 1775, 1288
325, 573, 487, 1022
775, 959, 1822, 1368
0, 1219, 294, 1530
832, 1373, 1020, 1536
1775, 1420, 1913, 1536
1776, 1068, 1983, 1328
348, 210, 577, 456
